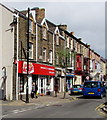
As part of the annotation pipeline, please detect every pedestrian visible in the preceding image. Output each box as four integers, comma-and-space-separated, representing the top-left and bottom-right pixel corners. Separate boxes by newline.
35, 83, 38, 98
31, 82, 38, 99
54, 84, 58, 97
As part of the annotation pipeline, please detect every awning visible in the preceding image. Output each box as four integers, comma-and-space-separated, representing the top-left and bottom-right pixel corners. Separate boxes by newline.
18, 60, 55, 76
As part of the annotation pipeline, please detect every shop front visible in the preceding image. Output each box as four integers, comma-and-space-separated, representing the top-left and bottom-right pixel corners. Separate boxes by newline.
18, 61, 55, 98
66, 69, 75, 90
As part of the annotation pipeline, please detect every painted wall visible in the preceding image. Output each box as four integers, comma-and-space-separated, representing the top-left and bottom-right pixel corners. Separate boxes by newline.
0, 5, 14, 100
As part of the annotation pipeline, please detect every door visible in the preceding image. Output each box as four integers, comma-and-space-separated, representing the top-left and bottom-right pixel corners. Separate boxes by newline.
38, 77, 46, 95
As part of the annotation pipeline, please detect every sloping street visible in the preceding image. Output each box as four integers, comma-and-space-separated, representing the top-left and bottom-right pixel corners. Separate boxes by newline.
1, 94, 106, 119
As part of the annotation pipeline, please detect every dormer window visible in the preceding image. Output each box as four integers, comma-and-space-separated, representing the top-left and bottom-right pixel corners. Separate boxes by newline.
42, 26, 47, 40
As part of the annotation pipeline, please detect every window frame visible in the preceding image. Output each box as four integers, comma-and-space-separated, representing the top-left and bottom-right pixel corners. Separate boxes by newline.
42, 26, 47, 40
29, 42, 33, 59
49, 50, 53, 64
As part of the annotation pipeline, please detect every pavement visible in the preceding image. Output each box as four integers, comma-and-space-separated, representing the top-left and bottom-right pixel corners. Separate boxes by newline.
1, 92, 107, 117
1, 92, 77, 106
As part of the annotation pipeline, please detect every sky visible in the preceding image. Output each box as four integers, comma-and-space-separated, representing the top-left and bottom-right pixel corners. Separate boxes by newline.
1, 0, 106, 58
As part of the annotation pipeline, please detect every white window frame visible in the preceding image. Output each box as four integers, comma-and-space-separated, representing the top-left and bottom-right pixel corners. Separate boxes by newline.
29, 20, 33, 33
29, 42, 33, 59
71, 39, 73, 50
67, 37, 70, 48
49, 50, 53, 64
43, 27, 47, 40
56, 34, 59, 45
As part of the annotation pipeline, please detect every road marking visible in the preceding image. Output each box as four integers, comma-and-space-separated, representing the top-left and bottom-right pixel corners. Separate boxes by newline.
95, 104, 107, 117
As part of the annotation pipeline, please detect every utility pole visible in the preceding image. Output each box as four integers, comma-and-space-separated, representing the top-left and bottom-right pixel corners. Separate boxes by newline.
26, 8, 30, 103
63, 51, 67, 99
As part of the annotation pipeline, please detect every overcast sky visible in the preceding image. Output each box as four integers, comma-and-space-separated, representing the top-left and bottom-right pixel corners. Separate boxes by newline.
2, 0, 106, 58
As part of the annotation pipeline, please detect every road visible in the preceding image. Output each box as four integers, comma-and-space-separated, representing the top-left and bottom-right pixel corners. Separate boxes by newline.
2, 95, 106, 119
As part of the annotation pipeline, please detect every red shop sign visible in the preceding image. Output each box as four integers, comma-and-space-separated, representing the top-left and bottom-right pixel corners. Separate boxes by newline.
18, 61, 55, 76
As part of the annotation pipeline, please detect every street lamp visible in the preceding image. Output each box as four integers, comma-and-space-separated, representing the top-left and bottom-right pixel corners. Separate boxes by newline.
26, 8, 30, 103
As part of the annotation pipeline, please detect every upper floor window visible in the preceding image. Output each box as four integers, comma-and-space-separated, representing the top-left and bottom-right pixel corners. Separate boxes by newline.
43, 48, 46, 62
49, 50, 53, 64
56, 34, 59, 45
56, 53, 59, 65
29, 42, 33, 59
42, 27, 47, 40
71, 39, 73, 50
29, 20, 33, 33
67, 37, 70, 48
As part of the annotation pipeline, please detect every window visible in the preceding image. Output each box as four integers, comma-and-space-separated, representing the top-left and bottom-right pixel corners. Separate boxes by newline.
29, 42, 33, 59
71, 39, 73, 50
56, 53, 59, 64
49, 50, 53, 64
56, 34, 59, 45
84, 82, 98, 88
42, 27, 47, 40
29, 20, 33, 33
67, 37, 69, 48
43, 48, 46, 62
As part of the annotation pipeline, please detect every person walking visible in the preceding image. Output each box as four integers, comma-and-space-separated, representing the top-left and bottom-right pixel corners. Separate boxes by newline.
31, 82, 38, 99
35, 83, 38, 98
54, 84, 58, 97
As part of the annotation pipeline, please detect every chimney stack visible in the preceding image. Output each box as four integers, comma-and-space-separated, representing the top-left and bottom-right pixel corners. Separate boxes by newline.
58, 24, 68, 31
32, 7, 45, 23
78, 38, 82, 41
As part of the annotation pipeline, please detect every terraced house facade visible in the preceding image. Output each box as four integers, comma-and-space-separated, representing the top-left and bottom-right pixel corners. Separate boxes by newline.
0, 4, 107, 100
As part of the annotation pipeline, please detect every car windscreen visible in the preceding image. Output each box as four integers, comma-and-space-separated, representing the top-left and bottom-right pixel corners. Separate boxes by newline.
72, 85, 81, 88
84, 82, 98, 88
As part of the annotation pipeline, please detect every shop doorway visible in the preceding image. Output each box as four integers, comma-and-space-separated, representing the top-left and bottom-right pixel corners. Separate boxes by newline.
38, 77, 46, 95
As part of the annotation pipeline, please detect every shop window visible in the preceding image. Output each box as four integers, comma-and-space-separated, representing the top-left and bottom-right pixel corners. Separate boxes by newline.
29, 42, 33, 59
19, 78, 24, 92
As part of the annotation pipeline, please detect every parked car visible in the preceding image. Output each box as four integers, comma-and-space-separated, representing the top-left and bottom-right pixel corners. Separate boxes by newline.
70, 84, 83, 95
83, 81, 106, 98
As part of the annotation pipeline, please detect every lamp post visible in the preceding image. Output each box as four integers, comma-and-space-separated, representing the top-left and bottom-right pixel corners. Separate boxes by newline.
26, 8, 30, 103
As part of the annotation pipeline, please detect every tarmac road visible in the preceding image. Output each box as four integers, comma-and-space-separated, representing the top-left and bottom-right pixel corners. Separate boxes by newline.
2, 95, 106, 119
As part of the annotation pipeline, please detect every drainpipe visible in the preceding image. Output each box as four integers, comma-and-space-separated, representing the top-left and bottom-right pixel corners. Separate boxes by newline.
53, 34, 55, 66
16, 13, 19, 100
36, 23, 38, 61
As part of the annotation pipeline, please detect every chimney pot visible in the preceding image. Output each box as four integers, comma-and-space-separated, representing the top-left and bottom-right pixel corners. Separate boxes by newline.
71, 32, 74, 35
